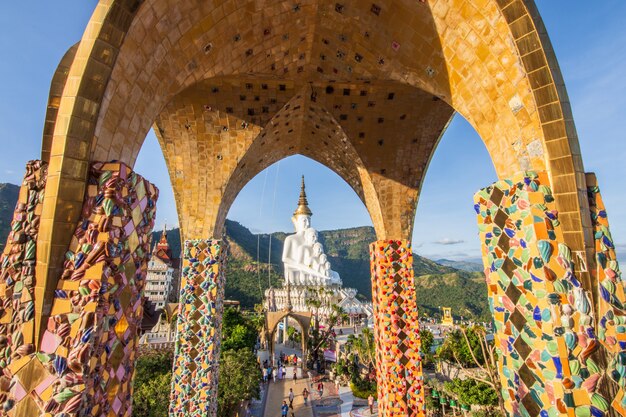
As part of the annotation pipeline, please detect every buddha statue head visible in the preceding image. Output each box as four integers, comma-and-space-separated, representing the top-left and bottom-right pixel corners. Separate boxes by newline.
313, 242, 324, 257
304, 227, 318, 245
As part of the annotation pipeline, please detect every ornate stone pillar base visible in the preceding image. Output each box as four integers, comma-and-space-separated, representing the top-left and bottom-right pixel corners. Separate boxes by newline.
169, 239, 228, 417
1, 161, 158, 417
370, 240, 424, 417
475, 171, 625, 417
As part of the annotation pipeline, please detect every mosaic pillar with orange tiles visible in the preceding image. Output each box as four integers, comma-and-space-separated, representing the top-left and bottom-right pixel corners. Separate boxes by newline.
370, 240, 424, 417
475, 171, 625, 417
0, 161, 158, 417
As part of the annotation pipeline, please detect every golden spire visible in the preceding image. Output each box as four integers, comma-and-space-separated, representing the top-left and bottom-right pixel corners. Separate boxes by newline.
293, 175, 313, 216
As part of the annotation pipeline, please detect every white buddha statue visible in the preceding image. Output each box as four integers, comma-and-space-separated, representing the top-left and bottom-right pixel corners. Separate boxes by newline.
281, 176, 342, 287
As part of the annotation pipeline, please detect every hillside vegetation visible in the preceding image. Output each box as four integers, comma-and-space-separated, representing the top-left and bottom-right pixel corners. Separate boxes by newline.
0, 183, 19, 252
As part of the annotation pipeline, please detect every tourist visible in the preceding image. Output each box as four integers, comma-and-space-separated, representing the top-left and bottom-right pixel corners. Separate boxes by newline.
272, 367, 277, 383
288, 388, 294, 408
302, 388, 309, 405
307, 370, 313, 383
262, 367, 268, 383
281, 401, 289, 417
368, 394, 374, 414
293, 367, 297, 381
317, 381, 324, 398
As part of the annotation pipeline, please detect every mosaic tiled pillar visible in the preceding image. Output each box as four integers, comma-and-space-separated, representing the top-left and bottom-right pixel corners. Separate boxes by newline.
370, 240, 424, 417
587, 173, 626, 414
474, 171, 618, 417
0, 160, 47, 413
2, 161, 158, 417
169, 239, 228, 417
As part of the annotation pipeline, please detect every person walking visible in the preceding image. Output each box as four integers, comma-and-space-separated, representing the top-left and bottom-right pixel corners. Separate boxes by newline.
317, 381, 324, 398
293, 367, 298, 381
302, 388, 309, 406
272, 367, 277, 383
281, 401, 289, 417
368, 394, 375, 414
288, 388, 295, 409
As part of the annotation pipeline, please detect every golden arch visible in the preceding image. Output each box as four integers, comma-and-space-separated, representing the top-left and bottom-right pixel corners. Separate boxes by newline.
37, 1, 591, 345
265, 310, 313, 370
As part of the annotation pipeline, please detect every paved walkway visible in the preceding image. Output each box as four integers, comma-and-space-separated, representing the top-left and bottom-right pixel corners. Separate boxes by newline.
264, 375, 314, 417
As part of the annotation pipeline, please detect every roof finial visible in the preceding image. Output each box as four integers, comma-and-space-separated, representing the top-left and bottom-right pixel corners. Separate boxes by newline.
293, 175, 313, 216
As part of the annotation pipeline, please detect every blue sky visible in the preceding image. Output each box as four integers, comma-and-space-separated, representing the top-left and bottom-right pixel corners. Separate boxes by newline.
0, 2, 624, 262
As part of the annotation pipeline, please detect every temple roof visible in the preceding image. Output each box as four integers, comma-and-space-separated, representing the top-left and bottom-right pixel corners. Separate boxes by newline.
293, 176, 313, 217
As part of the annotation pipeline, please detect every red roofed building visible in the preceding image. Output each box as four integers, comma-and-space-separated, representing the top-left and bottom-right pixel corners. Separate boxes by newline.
145, 226, 179, 309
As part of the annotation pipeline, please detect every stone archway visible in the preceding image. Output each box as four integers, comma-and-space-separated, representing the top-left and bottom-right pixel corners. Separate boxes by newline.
266, 310, 313, 371
0, 1, 623, 417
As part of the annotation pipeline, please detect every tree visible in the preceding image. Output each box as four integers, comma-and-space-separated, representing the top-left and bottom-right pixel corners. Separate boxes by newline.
221, 307, 257, 351
345, 327, 375, 370
132, 349, 174, 417
306, 288, 347, 365
420, 328, 434, 361
133, 372, 172, 417
437, 326, 484, 367
444, 378, 498, 406
217, 348, 262, 416
437, 326, 505, 413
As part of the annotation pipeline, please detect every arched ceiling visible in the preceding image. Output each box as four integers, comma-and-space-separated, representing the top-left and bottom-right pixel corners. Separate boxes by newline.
156, 76, 453, 239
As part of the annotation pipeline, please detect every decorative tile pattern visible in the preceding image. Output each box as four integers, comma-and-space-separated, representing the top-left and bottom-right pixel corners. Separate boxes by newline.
474, 171, 614, 417
370, 240, 423, 417
587, 174, 626, 415
2, 161, 158, 417
0, 160, 47, 413
169, 239, 228, 417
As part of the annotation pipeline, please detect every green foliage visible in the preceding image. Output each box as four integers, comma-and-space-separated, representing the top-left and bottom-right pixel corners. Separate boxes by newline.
345, 328, 375, 369
349, 379, 377, 399
0, 183, 19, 252
444, 378, 498, 406
437, 326, 485, 367
421, 329, 434, 355
415, 272, 491, 322
133, 372, 172, 417
132, 349, 174, 417
221, 307, 258, 351
217, 348, 262, 416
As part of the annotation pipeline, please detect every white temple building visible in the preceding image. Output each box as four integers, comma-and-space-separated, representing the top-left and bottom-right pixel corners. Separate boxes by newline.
264, 177, 372, 324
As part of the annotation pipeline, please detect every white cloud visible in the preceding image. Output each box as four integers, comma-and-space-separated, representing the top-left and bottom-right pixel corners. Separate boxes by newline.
433, 238, 465, 245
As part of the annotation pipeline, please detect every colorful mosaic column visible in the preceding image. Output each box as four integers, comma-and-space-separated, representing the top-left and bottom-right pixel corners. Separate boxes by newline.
0, 160, 47, 413
1, 161, 158, 417
587, 173, 626, 414
474, 171, 623, 417
169, 239, 228, 417
370, 240, 424, 417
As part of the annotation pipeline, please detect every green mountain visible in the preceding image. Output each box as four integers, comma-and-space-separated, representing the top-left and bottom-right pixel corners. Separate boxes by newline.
0, 183, 20, 252
0, 184, 489, 320
435, 258, 484, 273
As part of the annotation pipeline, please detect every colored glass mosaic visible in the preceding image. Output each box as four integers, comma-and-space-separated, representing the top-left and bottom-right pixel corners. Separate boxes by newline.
0, 160, 47, 413
1, 161, 158, 417
587, 174, 626, 414
474, 171, 615, 417
370, 240, 424, 417
169, 239, 228, 417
